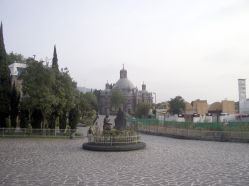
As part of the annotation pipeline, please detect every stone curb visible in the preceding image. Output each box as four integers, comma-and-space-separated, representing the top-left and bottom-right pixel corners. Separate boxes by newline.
82, 142, 146, 151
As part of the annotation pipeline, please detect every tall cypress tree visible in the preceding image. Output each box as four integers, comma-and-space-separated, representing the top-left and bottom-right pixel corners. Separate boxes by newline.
10, 83, 20, 128
52, 45, 58, 70
50, 45, 59, 129
0, 22, 11, 127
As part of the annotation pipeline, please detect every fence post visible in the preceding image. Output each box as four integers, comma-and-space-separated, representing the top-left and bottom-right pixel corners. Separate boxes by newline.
187, 126, 189, 138
110, 136, 112, 146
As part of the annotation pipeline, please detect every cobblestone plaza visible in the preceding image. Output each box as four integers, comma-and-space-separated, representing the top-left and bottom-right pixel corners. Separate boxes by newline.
0, 135, 249, 186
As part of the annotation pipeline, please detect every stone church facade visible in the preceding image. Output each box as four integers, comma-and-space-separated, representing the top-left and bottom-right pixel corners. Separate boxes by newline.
98, 67, 153, 115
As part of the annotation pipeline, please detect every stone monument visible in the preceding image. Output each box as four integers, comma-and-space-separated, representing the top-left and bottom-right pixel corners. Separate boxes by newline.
103, 114, 112, 131
82, 111, 146, 151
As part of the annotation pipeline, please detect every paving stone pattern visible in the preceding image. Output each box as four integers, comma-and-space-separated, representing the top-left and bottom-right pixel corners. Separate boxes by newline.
0, 135, 249, 186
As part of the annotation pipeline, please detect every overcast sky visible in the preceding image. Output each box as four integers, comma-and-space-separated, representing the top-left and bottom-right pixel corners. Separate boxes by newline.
1, 0, 249, 103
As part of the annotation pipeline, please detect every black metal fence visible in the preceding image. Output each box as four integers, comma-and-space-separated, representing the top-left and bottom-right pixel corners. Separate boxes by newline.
0, 128, 84, 138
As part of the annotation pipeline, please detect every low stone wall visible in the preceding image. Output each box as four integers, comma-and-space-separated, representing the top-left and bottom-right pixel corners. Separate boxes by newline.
82, 142, 146, 151
139, 125, 249, 143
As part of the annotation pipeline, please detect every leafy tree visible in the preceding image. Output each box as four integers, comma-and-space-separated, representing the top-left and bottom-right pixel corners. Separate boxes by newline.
19, 108, 29, 128
0, 23, 11, 127
84, 92, 97, 111
135, 102, 150, 118
93, 89, 101, 110
168, 96, 186, 115
54, 70, 78, 129
57, 71, 78, 112
111, 90, 126, 112
68, 107, 79, 130
77, 92, 97, 125
59, 110, 67, 130
7, 52, 25, 64
48, 111, 57, 129
31, 109, 43, 129
8, 46, 94, 130
21, 52, 79, 129
78, 93, 91, 116
19, 93, 31, 128
48, 47, 67, 129
21, 60, 58, 128
10, 83, 20, 128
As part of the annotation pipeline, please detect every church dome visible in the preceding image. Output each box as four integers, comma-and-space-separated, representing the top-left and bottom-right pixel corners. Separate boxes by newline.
113, 66, 135, 90
113, 78, 135, 90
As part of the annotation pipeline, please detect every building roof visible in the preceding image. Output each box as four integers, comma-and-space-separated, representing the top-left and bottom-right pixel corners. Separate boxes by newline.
209, 102, 222, 111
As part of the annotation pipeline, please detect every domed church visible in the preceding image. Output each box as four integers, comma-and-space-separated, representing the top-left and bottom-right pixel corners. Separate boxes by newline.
98, 66, 153, 114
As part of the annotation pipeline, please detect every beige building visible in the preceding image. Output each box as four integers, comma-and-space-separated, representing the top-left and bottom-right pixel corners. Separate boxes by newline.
209, 100, 235, 114
191, 100, 208, 115
221, 100, 235, 114
184, 102, 193, 115
208, 102, 222, 113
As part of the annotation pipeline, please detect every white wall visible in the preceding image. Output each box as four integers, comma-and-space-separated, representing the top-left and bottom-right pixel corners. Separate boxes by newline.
8, 63, 27, 76
159, 114, 185, 122
192, 115, 213, 123
219, 114, 236, 122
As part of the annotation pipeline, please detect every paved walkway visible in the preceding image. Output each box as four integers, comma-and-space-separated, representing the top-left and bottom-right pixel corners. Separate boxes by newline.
0, 135, 249, 185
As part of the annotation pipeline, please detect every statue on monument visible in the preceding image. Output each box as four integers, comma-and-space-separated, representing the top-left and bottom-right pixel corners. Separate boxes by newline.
103, 114, 112, 131
114, 108, 126, 130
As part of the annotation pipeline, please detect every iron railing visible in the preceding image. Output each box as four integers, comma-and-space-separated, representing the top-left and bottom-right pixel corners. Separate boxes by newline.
87, 135, 140, 144
0, 128, 84, 138
127, 117, 249, 131
138, 124, 249, 142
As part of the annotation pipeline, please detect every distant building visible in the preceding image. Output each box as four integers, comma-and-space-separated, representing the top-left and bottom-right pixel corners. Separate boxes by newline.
208, 101, 235, 114
207, 100, 236, 122
191, 99, 208, 116
208, 102, 222, 115
77, 87, 92, 93
221, 100, 235, 114
181, 99, 235, 123
98, 66, 153, 114
9, 62, 27, 81
238, 79, 249, 114
238, 79, 246, 102
235, 101, 239, 113
184, 102, 193, 115
183, 100, 209, 122
8, 62, 27, 96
